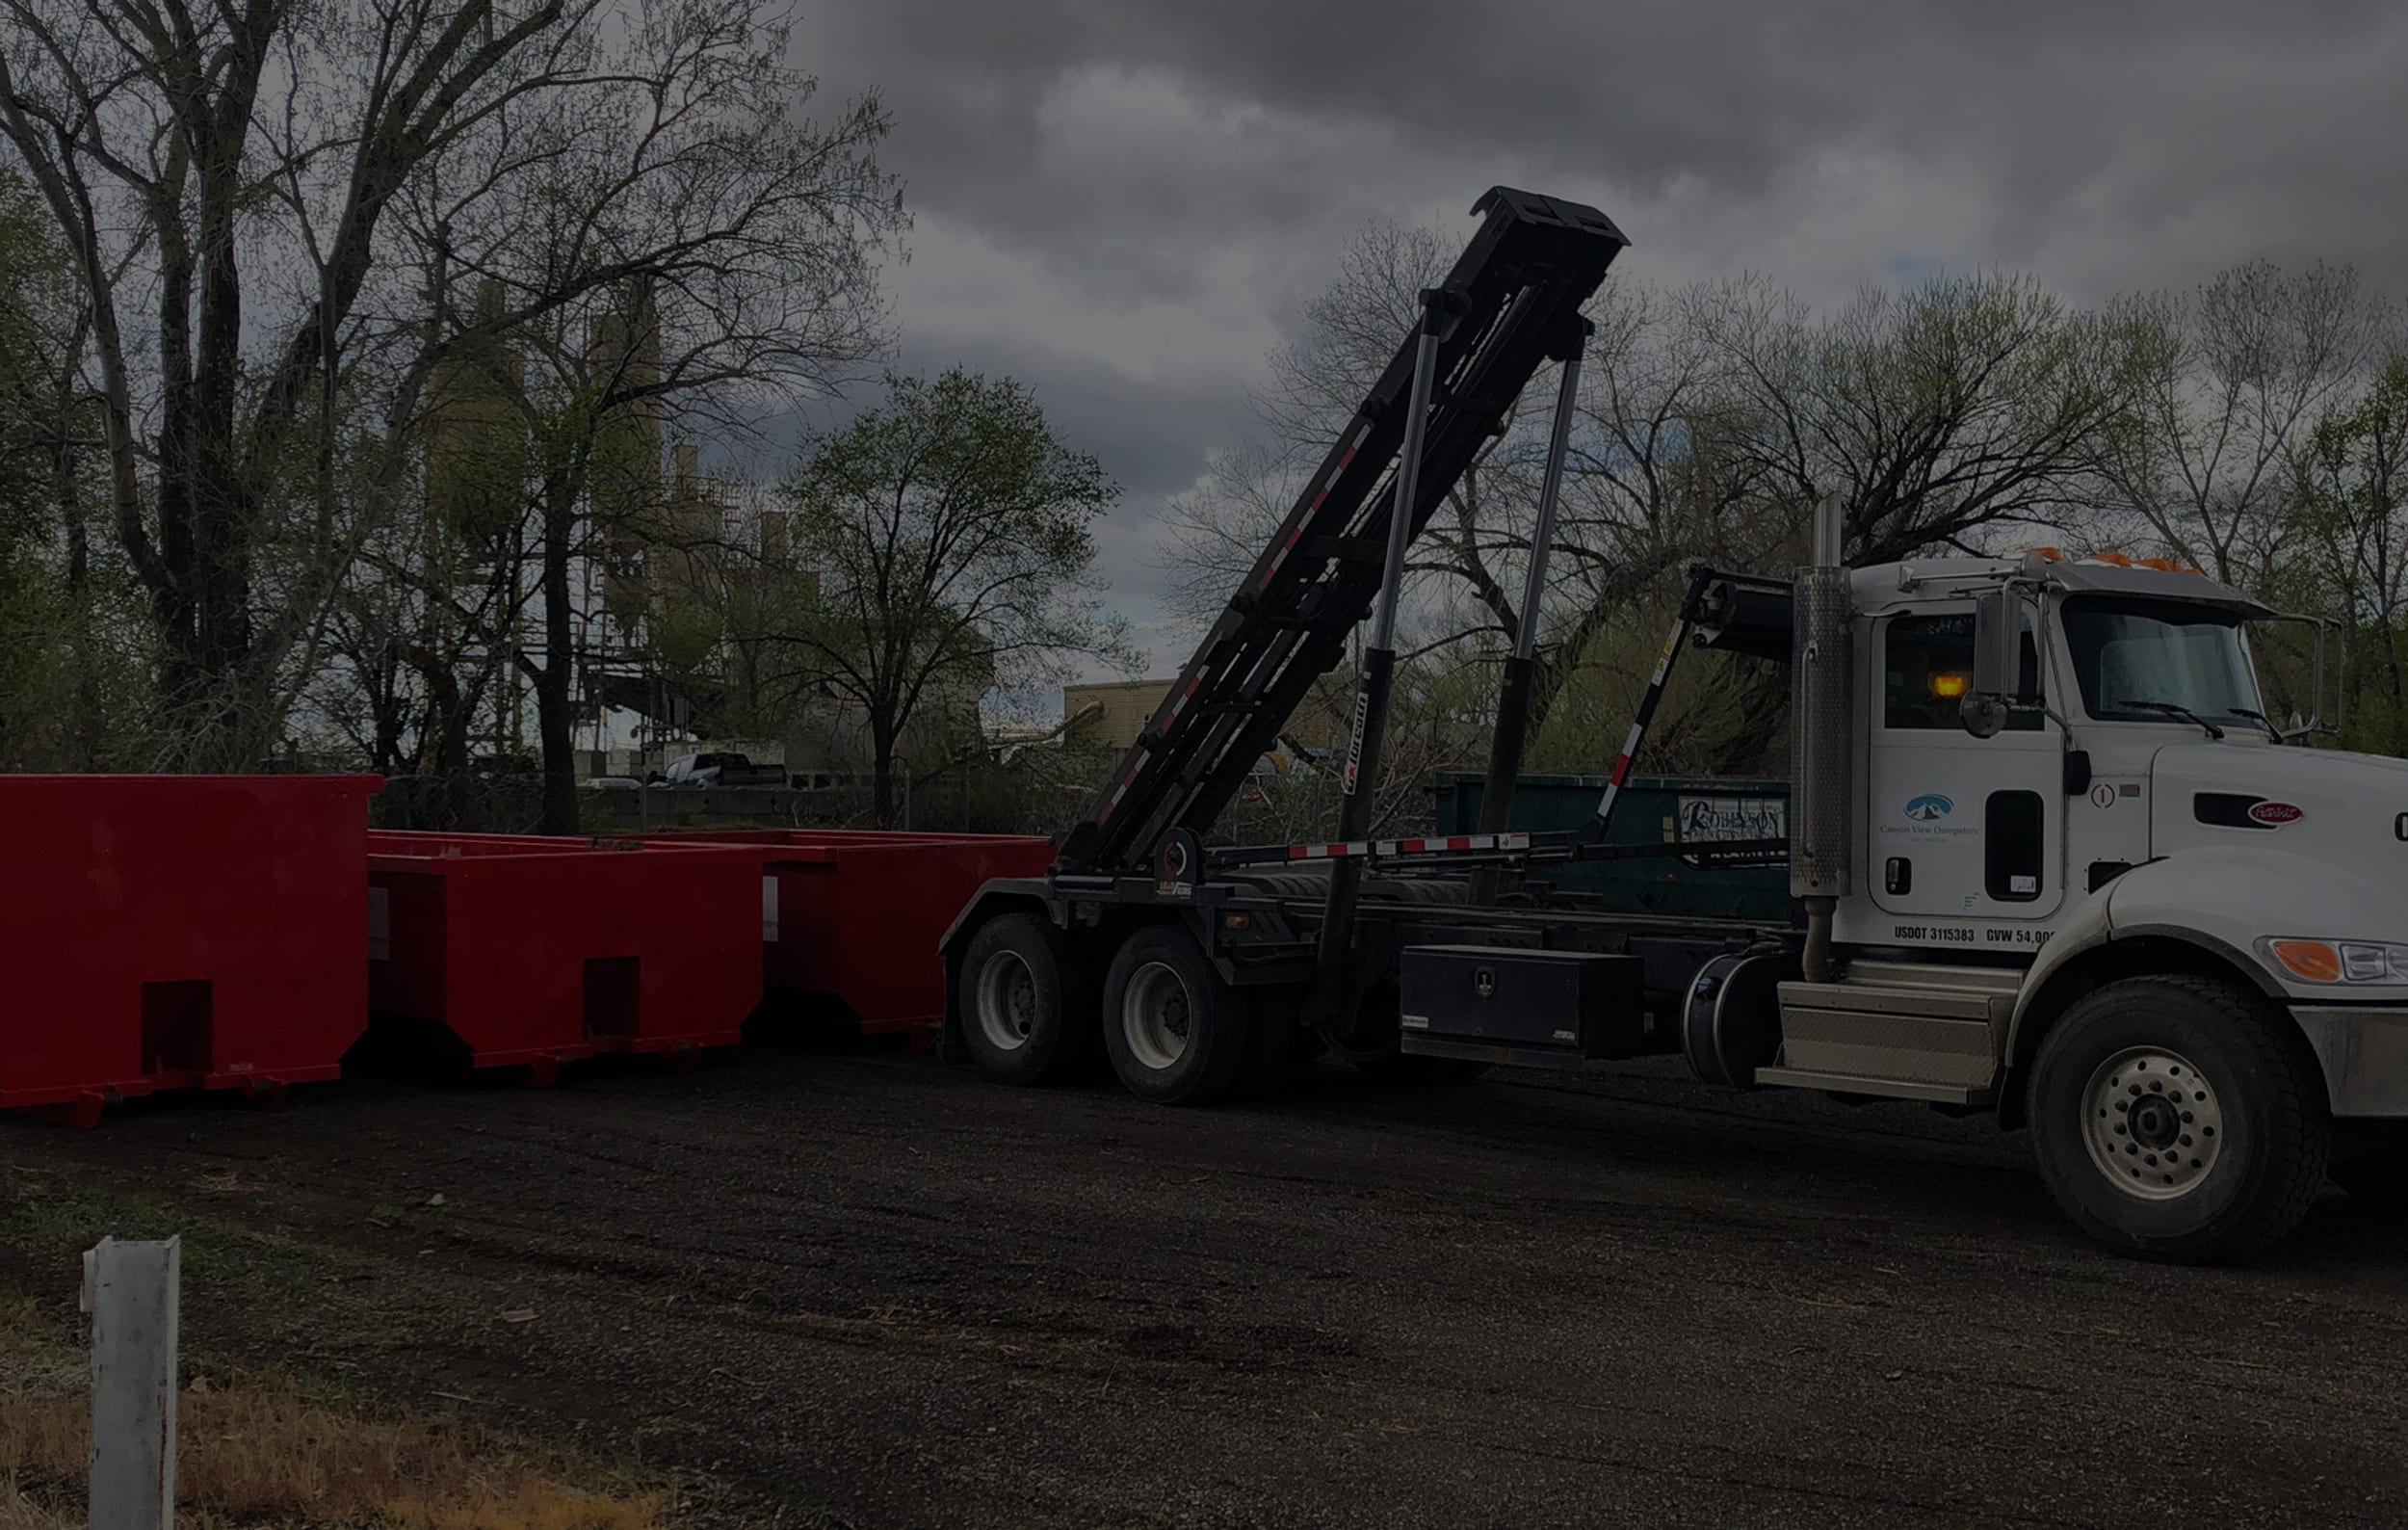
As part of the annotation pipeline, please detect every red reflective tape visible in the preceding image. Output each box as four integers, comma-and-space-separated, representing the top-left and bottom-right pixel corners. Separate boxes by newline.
1289, 845, 1308, 859
1610, 754, 1632, 786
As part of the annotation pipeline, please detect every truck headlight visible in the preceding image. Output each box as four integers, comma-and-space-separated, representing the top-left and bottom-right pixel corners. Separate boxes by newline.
2262, 937, 2408, 985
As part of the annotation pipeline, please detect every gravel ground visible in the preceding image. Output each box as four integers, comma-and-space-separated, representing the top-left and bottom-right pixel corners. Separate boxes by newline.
5, 1045, 2408, 1528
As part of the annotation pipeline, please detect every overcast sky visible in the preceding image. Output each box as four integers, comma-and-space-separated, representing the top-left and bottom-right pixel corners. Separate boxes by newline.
784, 1, 2408, 684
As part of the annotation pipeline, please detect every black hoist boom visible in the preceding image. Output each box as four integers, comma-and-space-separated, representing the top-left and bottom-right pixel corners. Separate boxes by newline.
1051, 188, 1631, 886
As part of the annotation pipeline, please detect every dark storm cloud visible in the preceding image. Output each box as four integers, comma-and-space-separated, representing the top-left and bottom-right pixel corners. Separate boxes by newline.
807, 1, 2408, 278
786, 1, 2408, 676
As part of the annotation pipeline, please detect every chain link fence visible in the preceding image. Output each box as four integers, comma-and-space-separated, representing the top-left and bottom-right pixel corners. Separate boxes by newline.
372, 750, 1130, 839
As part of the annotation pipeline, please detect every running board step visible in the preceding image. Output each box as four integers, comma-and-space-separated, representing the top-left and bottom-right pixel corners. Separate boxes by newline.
1764, 976, 2007, 1106
1749, 1068, 1985, 1105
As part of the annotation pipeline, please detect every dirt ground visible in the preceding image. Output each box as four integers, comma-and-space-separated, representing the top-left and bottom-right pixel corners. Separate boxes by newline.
5, 1043, 2408, 1529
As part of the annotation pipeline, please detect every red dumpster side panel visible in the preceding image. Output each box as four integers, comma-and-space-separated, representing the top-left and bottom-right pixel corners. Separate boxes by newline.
366, 832, 763, 1069
646, 830, 1053, 1040
0, 775, 379, 1111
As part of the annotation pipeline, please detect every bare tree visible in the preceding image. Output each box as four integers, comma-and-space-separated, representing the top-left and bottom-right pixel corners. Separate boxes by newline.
1160, 220, 2151, 796
0, 0, 901, 774
1698, 270, 2135, 565
2290, 349, 2408, 750
2, 0, 565, 758
2102, 261, 2385, 587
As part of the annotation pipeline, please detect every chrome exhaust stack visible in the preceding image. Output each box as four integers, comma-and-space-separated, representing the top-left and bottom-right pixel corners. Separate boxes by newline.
1791, 492, 1851, 982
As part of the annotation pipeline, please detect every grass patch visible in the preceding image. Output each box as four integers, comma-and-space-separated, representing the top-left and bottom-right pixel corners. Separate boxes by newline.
0, 1174, 670, 1526
0, 1177, 364, 1298
2, 1380, 665, 1528
0, 1303, 78, 1398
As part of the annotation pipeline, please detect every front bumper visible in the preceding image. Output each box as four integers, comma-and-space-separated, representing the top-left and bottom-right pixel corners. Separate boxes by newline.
2292, 1005, 2408, 1117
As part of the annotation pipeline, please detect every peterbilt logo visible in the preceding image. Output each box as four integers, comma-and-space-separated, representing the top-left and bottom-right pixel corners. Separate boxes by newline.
2248, 802, 2304, 826
1904, 794, 1953, 823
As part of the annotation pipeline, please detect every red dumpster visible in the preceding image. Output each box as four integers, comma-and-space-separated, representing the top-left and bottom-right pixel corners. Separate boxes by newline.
366, 831, 765, 1080
0, 774, 381, 1123
644, 831, 1053, 1042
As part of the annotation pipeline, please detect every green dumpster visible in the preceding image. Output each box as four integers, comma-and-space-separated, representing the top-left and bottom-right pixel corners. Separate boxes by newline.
1433, 773, 1793, 922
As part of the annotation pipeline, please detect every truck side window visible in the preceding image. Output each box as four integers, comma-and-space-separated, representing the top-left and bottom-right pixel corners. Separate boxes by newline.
1882, 614, 2042, 731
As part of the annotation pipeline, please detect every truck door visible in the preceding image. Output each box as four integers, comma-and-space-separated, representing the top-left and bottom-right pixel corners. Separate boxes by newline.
1868, 610, 2063, 921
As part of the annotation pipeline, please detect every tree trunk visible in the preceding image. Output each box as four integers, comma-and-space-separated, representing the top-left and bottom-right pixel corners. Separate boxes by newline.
871, 728, 897, 828
536, 477, 579, 834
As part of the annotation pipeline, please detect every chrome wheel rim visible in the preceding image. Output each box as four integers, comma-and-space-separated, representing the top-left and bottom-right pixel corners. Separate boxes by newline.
1121, 962, 1191, 1071
2081, 1046, 2224, 1200
975, 951, 1038, 1053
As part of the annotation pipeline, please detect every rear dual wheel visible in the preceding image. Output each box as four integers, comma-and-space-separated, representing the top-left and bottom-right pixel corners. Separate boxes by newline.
960, 915, 1269, 1105
957, 913, 1096, 1085
1102, 926, 1253, 1105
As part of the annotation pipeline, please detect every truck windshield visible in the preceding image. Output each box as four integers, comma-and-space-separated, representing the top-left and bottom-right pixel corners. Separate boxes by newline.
2061, 597, 2263, 725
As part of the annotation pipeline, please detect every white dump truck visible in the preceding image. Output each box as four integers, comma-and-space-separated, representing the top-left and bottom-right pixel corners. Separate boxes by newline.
938, 186, 2406, 1262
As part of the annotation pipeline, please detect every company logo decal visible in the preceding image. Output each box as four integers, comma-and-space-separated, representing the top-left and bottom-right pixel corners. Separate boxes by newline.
2195, 792, 2299, 831
1904, 794, 1953, 823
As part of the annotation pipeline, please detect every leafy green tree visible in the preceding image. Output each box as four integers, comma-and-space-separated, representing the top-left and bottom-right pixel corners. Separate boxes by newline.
780, 368, 1132, 824
0, 166, 153, 768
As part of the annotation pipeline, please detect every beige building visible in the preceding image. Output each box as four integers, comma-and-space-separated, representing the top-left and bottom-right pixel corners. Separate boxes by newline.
1063, 676, 1347, 753
1062, 678, 1171, 751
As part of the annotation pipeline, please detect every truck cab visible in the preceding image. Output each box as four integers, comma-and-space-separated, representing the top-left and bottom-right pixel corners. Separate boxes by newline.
1835, 551, 2307, 955
1760, 543, 2408, 1257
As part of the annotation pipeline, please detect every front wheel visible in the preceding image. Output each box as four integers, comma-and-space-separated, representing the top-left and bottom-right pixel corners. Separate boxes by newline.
2028, 975, 2329, 1262
1101, 925, 1251, 1105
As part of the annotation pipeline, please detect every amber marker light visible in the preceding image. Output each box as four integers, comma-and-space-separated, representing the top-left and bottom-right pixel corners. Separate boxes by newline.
2268, 939, 2343, 983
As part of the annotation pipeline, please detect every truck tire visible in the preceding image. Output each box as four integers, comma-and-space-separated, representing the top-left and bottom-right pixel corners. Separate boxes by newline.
2028, 975, 2330, 1262
1101, 925, 1251, 1105
956, 912, 1095, 1086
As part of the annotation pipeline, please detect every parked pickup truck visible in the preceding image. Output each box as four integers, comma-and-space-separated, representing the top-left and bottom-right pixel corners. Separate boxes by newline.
657, 752, 787, 788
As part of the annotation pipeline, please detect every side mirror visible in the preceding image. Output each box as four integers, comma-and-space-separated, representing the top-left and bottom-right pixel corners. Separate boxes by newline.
1961, 590, 2021, 739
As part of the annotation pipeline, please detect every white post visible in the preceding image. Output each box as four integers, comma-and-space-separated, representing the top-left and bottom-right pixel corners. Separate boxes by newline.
82, 1236, 179, 1530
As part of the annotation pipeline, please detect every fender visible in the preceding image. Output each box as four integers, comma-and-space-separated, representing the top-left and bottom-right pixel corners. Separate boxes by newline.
2007, 884, 2120, 1042
938, 877, 1063, 960
2007, 846, 2408, 1065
